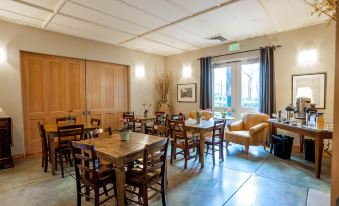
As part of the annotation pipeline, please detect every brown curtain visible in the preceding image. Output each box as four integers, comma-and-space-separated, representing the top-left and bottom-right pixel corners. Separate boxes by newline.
200, 57, 212, 110
259, 46, 275, 116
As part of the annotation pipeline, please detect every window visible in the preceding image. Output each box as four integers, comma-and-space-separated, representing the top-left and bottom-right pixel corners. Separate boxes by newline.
240, 63, 260, 108
212, 59, 260, 115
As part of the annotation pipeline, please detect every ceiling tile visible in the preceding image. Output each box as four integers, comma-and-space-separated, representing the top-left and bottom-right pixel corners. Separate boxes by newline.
122, 37, 182, 56
0, 9, 44, 26
260, 0, 327, 30
144, 31, 199, 51
223, 0, 278, 35
70, 0, 166, 29
51, 14, 134, 44
20, 0, 58, 10
60, 1, 148, 35
122, 0, 189, 22
0, 0, 51, 20
167, 0, 217, 14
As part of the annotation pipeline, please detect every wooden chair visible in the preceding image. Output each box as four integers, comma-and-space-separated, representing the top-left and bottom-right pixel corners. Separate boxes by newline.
88, 127, 112, 139
204, 119, 226, 165
38, 122, 49, 172
56, 116, 77, 124
169, 113, 185, 121
71, 141, 117, 206
151, 125, 170, 137
125, 138, 169, 206
90, 118, 101, 127
123, 112, 141, 132
146, 112, 166, 134
168, 119, 199, 169
56, 124, 84, 178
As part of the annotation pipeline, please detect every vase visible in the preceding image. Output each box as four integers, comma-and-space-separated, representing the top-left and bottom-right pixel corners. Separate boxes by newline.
144, 110, 148, 117
196, 117, 201, 124
119, 130, 131, 141
158, 99, 171, 114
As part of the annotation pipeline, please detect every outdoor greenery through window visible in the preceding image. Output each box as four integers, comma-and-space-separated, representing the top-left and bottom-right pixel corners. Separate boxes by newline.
213, 67, 232, 108
241, 63, 260, 108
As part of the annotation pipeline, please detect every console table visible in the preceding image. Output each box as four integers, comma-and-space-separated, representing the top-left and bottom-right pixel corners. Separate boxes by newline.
268, 119, 332, 178
0, 117, 13, 168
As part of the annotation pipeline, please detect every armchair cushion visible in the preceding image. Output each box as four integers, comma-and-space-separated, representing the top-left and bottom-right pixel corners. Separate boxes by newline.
249, 122, 269, 136
227, 120, 244, 131
243, 113, 269, 130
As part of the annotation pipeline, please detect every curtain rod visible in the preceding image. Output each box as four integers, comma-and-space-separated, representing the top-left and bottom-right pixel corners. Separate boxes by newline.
197, 45, 282, 60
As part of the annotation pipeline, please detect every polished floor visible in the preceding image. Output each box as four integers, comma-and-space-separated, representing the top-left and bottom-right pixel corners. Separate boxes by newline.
0, 144, 331, 206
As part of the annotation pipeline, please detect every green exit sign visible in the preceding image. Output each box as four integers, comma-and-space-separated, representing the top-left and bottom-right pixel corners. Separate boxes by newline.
229, 43, 240, 51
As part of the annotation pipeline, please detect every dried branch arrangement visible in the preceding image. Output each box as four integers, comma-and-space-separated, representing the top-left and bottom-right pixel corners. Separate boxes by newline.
154, 69, 172, 101
304, 0, 337, 23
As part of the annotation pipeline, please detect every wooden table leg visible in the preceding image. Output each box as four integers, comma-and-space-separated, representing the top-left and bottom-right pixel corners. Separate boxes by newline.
199, 130, 205, 168
48, 133, 56, 175
299, 134, 304, 153
115, 164, 126, 206
141, 121, 146, 134
314, 137, 324, 178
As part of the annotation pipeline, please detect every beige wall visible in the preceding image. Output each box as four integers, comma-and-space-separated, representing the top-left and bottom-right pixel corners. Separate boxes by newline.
0, 20, 165, 155
331, 12, 339, 206
166, 23, 335, 146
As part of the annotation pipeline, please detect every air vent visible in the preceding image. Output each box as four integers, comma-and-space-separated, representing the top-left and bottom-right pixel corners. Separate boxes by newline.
206, 35, 228, 42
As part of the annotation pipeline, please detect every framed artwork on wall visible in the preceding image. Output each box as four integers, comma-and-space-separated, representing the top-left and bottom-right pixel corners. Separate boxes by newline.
292, 73, 326, 109
177, 83, 196, 102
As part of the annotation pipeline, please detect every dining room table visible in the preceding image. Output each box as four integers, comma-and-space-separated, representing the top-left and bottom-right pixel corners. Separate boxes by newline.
134, 114, 156, 133
44, 123, 99, 175
77, 132, 166, 206
185, 116, 234, 168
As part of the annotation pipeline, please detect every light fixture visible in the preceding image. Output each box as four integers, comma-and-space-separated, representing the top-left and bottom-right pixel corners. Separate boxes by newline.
135, 65, 145, 78
0, 46, 6, 64
182, 65, 192, 78
298, 48, 318, 65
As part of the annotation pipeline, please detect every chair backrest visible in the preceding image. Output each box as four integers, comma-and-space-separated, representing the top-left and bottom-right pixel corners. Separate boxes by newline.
88, 127, 112, 138
212, 119, 226, 142
123, 112, 134, 119
71, 141, 100, 185
57, 124, 84, 145
142, 138, 169, 183
242, 113, 270, 130
167, 119, 187, 140
169, 113, 185, 121
90, 118, 101, 127
153, 125, 169, 137
56, 116, 76, 124
38, 122, 48, 153
155, 111, 166, 125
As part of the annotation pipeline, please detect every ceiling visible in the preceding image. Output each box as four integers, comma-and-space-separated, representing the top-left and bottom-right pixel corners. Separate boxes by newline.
0, 0, 327, 56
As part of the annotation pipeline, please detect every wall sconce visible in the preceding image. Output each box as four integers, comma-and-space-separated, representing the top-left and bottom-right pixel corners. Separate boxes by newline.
298, 48, 318, 65
0, 46, 6, 64
135, 65, 145, 78
182, 65, 192, 78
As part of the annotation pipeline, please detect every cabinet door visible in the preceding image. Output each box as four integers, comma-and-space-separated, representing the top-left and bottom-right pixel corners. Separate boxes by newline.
21, 52, 86, 154
86, 60, 129, 129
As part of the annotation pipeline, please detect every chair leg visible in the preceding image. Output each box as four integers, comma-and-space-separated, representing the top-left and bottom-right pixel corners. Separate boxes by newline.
245, 144, 249, 155
94, 187, 99, 206
44, 154, 48, 172
41, 154, 44, 167
184, 148, 188, 169
77, 192, 82, 206
226, 140, 229, 149
103, 185, 109, 196
212, 145, 215, 165
170, 144, 174, 164
142, 186, 148, 206
205, 145, 209, 157
68, 154, 73, 167
220, 142, 224, 162
55, 152, 58, 170
60, 152, 64, 178
161, 177, 167, 206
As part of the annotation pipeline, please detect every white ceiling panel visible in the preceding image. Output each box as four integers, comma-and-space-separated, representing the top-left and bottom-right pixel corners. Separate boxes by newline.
0, 9, 43, 27
122, 37, 182, 56
0, 0, 51, 20
223, 0, 278, 35
60, 1, 148, 35
261, 0, 327, 31
20, 0, 58, 10
52, 14, 134, 44
144, 32, 199, 51
70, 0, 166, 29
122, 0, 189, 22
167, 0, 217, 14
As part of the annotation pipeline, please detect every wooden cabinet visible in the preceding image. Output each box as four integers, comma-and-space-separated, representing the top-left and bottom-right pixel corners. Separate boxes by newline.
0, 117, 13, 168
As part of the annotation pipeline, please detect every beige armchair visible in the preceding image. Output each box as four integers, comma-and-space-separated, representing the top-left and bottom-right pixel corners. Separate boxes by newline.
225, 113, 269, 155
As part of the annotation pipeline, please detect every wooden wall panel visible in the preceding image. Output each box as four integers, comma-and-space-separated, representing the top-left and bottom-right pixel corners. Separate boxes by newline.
48, 61, 65, 113
27, 59, 45, 114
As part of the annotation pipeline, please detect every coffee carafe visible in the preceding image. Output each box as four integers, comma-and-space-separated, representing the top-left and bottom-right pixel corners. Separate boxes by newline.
306, 104, 317, 127
285, 105, 295, 123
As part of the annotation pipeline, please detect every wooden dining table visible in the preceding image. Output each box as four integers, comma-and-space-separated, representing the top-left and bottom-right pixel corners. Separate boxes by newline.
44, 123, 98, 175
185, 117, 234, 168
135, 115, 156, 133
77, 132, 166, 206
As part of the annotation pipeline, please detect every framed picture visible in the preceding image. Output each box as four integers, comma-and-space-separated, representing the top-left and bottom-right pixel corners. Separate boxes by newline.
292, 73, 326, 109
177, 83, 196, 102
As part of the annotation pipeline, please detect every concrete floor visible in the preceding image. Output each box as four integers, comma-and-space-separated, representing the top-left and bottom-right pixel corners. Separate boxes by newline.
0, 144, 331, 206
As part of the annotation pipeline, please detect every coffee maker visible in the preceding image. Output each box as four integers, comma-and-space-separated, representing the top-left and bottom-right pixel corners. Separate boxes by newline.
295, 97, 311, 118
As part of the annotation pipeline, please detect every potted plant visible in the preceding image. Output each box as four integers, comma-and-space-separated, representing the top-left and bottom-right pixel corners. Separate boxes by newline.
154, 69, 172, 114
142, 103, 152, 117
119, 118, 132, 141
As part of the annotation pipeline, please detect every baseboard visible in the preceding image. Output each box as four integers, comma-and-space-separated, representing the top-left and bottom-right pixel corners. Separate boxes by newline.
12, 154, 24, 159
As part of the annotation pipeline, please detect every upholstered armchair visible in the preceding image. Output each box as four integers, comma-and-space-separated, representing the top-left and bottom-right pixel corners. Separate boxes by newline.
225, 113, 269, 155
